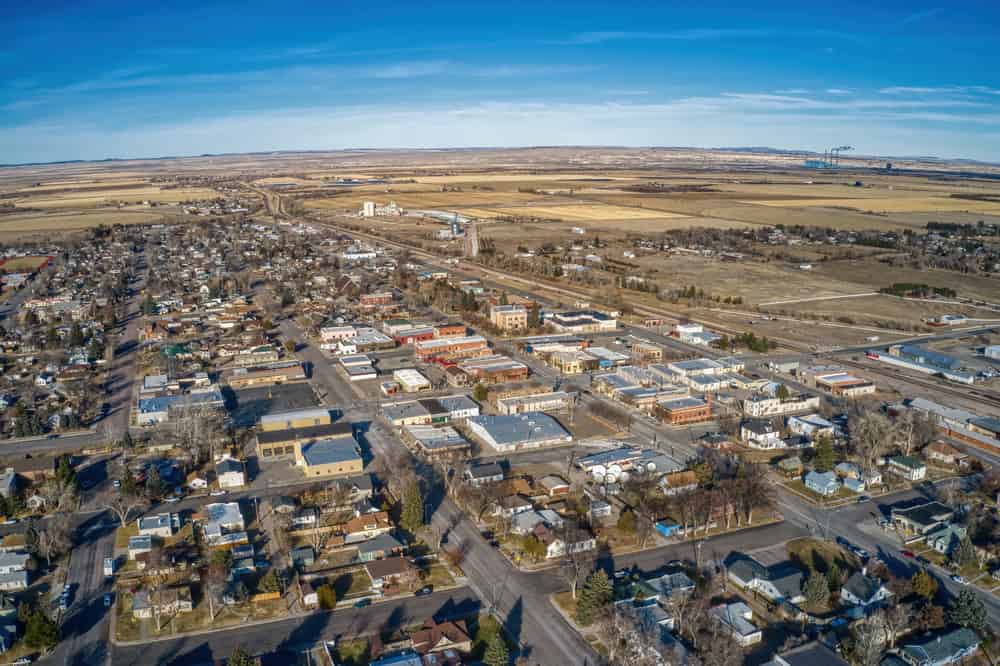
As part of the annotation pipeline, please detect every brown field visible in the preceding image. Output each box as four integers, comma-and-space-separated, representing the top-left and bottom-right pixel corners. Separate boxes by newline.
12, 185, 220, 210
0, 255, 51, 271
0, 210, 166, 234
304, 191, 549, 211
810, 261, 1000, 303
457, 203, 690, 221
747, 197, 1000, 214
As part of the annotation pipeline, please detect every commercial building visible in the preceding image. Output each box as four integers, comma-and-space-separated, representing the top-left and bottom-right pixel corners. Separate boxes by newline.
381, 395, 480, 427
297, 437, 364, 477
393, 369, 431, 393
742, 393, 821, 418
257, 421, 353, 459
655, 396, 711, 425
136, 389, 225, 426
545, 310, 617, 334
466, 412, 572, 452
868, 344, 975, 384
402, 424, 471, 460
495, 391, 573, 415
490, 304, 528, 331
222, 362, 306, 389
456, 355, 529, 384
414, 335, 489, 360
260, 407, 332, 432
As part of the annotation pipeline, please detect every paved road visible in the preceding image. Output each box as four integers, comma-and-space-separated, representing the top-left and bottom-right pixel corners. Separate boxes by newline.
110, 588, 480, 666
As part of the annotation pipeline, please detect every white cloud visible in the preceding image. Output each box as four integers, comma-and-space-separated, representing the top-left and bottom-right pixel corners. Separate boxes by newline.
825, 88, 851, 95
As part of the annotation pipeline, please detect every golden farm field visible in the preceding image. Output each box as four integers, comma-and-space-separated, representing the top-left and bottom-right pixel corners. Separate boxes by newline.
745, 196, 1000, 214
0, 255, 51, 271
14, 185, 219, 209
304, 191, 546, 211
411, 173, 639, 184
0, 210, 165, 234
461, 203, 689, 221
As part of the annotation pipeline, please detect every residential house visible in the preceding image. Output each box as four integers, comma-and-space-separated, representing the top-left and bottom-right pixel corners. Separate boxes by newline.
726, 553, 805, 604
741, 419, 783, 449
887, 456, 927, 481
0, 470, 17, 499
840, 570, 892, 609
131, 586, 194, 620
538, 475, 570, 497
898, 627, 980, 666
767, 641, 849, 666
365, 557, 418, 595
923, 441, 969, 468
804, 471, 840, 497
778, 456, 804, 478
409, 619, 473, 656
137, 513, 178, 538
357, 533, 405, 563
343, 511, 393, 544
215, 458, 246, 488
926, 524, 967, 556
128, 535, 154, 560
0, 552, 30, 591
711, 602, 762, 646
464, 462, 503, 486
291, 546, 315, 569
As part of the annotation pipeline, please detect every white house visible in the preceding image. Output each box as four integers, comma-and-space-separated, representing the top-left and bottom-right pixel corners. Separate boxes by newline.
887, 456, 927, 482
840, 571, 892, 609
711, 602, 762, 646
137, 513, 178, 538
215, 457, 246, 489
804, 471, 840, 497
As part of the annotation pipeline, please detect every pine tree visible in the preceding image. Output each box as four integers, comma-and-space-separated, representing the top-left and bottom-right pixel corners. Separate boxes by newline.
317, 584, 337, 610
826, 562, 842, 593
813, 436, 835, 472
24, 610, 58, 650
228, 647, 255, 666
912, 569, 939, 602
947, 589, 987, 632
804, 571, 829, 608
576, 569, 613, 626
952, 534, 977, 569
400, 480, 424, 534
483, 632, 509, 666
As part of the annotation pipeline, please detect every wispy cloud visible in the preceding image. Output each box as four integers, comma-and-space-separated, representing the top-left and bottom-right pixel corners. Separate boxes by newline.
551, 28, 773, 45
825, 88, 851, 95
901, 8, 944, 25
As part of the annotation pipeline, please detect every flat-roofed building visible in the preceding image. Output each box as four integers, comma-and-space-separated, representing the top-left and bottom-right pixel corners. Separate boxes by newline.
456, 355, 529, 384
414, 335, 489, 360
259, 407, 331, 432
402, 424, 470, 460
256, 421, 353, 459
496, 391, 574, 415
223, 362, 306, 389
546, 310, 617, 334
466, 412, 572, 452
297, 437, 363, 477
656, 395, 712, 425
490, 304, 528, 331
393, 368, 431, 393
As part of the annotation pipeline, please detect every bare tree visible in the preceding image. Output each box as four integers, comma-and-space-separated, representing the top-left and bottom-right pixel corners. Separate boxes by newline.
35, 513, 75, 568
104, 491, 148, 529
851, 411, 893, 474
701, 622, 743, 666
851, 612, 889, 666
560, 526, 595, 600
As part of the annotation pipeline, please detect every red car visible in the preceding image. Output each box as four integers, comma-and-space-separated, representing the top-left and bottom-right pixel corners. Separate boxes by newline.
901, 550, 915, 559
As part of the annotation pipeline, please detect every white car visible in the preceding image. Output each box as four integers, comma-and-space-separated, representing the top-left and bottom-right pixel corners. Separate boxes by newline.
951, 574, 969, 585
209, 489, 227, 497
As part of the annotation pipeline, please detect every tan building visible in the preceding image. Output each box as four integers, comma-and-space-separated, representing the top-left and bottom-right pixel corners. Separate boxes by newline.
490, 304, 528, 331
296, 436, 364, 477
259, 408, 332, 432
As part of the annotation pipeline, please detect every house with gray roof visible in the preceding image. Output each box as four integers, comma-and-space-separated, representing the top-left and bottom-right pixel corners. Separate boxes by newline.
711, 601, 762, 646
840, 571, 892, 609
725, 553, 804, 604
898, 627, 980, 666
804, 470, 840, 497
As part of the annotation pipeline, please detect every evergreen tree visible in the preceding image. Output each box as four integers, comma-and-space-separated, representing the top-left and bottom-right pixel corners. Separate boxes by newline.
316, 584, 336, 610
258, 568, 281, 594
952, 534, 977, 569
912, 569, 939, 603
804, 571, 830, 608
24, 610, 58, 650
400, 480, 424, 534
826, 562, 843, 593
813, 436, 835, 472
947, 589, 987, 632
228, 647, 255, 666
576, 569, 613, 626
69, 323, 85, 347
483, 632, 510, 666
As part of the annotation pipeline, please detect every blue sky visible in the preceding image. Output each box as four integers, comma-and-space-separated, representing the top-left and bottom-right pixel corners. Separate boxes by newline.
2, 0, 999, 164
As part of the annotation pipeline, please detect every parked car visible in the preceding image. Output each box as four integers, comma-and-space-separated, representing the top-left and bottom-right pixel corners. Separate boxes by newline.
415, 585, 433, 597
209, 489, 227, 497
836, 536, 851, 548
104, 593, 113, 607
165, 497, 180, 503
353, 598, 371, 608
901, 550, 915, 559
951, 574, 968, 585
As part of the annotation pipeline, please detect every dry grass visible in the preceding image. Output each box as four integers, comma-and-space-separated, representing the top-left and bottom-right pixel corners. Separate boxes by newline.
412, 173, 639, 184
0, 210, 165, 233
13, 185, 220, 209
0, 255, 50, 271
747, 197, 1000, 214
458, 203, 690, 221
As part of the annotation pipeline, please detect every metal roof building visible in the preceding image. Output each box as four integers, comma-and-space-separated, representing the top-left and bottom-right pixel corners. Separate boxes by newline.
466, 412, 572, 452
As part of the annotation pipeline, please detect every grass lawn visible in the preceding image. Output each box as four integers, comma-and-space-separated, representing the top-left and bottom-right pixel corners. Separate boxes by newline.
331, 569, 372, 599
553, 590, 580, 624
334, 638, 370, 666
165, 523, 193, 547
786, 537, 858, 575
421, 563, 455, 589
115, 523, 139, 549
